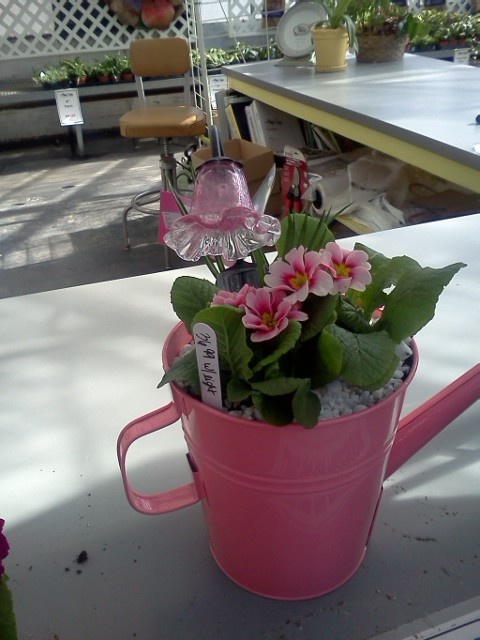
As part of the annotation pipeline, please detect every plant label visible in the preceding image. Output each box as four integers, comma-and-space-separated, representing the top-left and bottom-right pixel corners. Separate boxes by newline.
453, 48, 470, 65
54, 89, 84, 126
193, 322, 223, 410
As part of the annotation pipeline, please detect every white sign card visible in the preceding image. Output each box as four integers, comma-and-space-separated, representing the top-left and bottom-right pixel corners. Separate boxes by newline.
193, 322, 223, 410
54, 89, 84, 126
453, 48, 470, 65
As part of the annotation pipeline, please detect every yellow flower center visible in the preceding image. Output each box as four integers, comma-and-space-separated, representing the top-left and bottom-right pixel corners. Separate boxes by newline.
334, 262, 351, 278
288, 272, 308, 290
261, 312, 278, 329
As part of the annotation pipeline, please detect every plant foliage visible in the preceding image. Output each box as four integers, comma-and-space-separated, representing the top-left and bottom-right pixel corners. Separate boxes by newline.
159, 213, 465, 428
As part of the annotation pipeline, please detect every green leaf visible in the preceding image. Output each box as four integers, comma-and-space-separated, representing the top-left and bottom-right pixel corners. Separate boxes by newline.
315, 331, 343, 378
299, 294, 338, 342
0, 575, 19, 640
227, 377, 252, 403
329, 325, 398, 389
170, 276, 218, 331
350, 245, 416, 317
295, 329, 343, 388
251, 321, 302, 373
252, 390, 294, 426
193, 305, 253, 381
277, 213, 334, 256
252, 376, 306, 396
157, 347, 200, 395
292, 381, 321, 428
352, 246, 466, 341
251, 378, 321, 428
251, 247, 269, 285
376, 262, 466, 342
337, 297, 372, 333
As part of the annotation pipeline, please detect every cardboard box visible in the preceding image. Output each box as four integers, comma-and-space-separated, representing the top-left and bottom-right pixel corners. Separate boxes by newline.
191, 138, 275, 187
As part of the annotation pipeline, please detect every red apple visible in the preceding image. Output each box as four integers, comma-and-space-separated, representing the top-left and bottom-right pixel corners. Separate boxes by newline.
141, 0, 175, 29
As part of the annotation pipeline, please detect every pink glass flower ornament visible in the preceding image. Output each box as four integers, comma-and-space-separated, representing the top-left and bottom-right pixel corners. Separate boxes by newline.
164, 159, 281, 262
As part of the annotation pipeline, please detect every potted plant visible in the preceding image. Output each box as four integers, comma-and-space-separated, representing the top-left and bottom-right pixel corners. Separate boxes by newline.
160, 211, 463, 428
62, 57, 88, 85
409, 10, 479, 52
350, 0, 423, 62
100, 53, 126, 82
32, 64, 69, 89
117, 55, 134, 81
310, 0, 358, 72
82, 62, 101, 85
117, 154, 466, 599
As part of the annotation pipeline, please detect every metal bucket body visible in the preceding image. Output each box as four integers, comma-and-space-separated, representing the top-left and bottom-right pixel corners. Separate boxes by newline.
164, 323, 417, 599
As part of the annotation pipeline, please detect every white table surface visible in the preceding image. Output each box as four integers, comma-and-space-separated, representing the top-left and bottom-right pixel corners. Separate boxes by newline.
1, 215, 479, 640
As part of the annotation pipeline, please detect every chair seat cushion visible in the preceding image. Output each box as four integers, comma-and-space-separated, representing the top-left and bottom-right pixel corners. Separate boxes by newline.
120, 105, 206, 139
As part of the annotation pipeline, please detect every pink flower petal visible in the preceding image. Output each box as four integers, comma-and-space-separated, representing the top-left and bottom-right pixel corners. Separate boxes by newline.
265, 246, 334, 303
212, 283, 253, 307
325, 242, 371, 293
242, 287, 306, 342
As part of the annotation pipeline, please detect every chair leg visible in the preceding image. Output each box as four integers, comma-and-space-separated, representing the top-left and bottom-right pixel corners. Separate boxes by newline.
123, 188, 161, 250
158, 139, 180, 269
122, 138, 182, 270
162, 238, 171, 270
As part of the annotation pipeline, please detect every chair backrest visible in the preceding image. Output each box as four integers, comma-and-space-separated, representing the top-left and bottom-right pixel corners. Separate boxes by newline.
130, 37, 193, 108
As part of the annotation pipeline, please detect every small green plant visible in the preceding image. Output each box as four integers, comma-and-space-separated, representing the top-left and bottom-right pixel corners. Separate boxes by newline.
410, 9, 479, 50
61, 57, 87, 79
32, 64, 69, 87
312, 0, 358, 50
350, 0, 422, 38
191, 41, 282, 70
99, 53, 126, 77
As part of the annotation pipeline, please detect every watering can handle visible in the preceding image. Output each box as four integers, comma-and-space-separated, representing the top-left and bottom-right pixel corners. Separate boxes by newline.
386, 364, 480, 478
117, 402, 201, 515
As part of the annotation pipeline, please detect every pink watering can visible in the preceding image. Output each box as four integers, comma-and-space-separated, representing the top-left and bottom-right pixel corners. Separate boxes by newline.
117, 322, 479, 600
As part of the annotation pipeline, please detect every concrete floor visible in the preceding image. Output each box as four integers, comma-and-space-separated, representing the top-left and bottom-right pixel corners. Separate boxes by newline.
0, 132, 194, 299
3, 131, 478, 300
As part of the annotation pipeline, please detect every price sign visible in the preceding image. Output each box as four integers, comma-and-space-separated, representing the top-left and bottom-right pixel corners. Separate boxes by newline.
454, 48, 470, 65
54, 88, 84, 126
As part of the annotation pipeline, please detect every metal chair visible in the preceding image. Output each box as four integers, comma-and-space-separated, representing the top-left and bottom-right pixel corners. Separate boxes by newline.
119, 37, 207, 251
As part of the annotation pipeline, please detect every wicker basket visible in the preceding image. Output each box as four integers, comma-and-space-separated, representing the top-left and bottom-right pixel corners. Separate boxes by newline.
356, 34, 408, 63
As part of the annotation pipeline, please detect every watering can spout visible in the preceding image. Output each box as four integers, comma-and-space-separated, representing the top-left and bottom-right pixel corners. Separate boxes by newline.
386, 364, 480, 479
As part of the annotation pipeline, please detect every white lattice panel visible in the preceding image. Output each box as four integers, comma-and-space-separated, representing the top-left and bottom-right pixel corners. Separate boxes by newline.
0, 0, 473, 77
0, 0, 288, 63
0, 0, 189, 60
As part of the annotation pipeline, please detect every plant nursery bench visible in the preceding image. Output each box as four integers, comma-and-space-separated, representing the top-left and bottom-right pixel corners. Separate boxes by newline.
223, 53, 480, 194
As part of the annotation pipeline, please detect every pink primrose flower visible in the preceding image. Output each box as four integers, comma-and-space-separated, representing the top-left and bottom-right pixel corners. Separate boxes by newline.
242, 287, 308, 343
211, 283, 253, 308
264, 246, 334, 303
0, 518, 9, 577
324, 242, 372, 294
